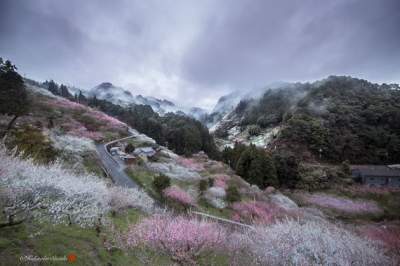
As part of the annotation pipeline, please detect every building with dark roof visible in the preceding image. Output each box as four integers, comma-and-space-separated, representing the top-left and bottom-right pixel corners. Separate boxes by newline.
351, 165, 400, 187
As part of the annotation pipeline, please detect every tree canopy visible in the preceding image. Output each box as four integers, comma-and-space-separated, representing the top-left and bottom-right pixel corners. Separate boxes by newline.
0, 58, 29, 132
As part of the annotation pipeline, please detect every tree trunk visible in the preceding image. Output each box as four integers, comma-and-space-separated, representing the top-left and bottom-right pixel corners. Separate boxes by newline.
0, 217, 25, 228
6, 115, 18, 132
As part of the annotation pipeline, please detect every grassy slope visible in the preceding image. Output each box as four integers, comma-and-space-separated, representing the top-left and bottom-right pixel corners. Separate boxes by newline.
0, 210, 144, 266
0, 209, 229, 266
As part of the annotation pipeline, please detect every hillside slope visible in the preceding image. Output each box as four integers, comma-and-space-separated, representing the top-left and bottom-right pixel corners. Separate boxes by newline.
213, 76, 400, 164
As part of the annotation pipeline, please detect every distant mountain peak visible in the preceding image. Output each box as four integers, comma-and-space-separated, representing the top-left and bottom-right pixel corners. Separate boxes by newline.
97, 82, 114, 89
88, 82, 203, 120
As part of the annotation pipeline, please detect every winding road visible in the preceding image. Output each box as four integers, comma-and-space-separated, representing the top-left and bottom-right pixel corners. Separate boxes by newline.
95, 140, 139, 188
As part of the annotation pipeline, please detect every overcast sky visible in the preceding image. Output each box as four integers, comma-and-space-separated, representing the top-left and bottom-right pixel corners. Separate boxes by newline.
1, 0, 399, 109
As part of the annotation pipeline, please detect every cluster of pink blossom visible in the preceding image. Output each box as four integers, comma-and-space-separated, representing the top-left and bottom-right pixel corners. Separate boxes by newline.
47, 97, 127, 133
89, 110, 126, 130
213, 174, 230, 189
359, 224, 400, 256
163, 186, 195, 207
177, 157, 205, 172
231, 201, 285, 225
61, 119, 104, 141
342, 185, 400, 197
126, 215, 227, 265
46, 98, 85, 111
302, 193, 382, 214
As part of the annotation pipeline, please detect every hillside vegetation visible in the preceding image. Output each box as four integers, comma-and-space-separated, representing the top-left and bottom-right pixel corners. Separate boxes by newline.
217, 76, 400, 164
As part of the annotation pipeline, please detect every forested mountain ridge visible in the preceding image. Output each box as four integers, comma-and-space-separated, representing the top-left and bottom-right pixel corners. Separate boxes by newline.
213, 76, 400, 164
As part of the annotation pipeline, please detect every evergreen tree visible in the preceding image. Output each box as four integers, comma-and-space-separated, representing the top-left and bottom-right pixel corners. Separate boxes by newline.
153, 174, 171, 195
77, 90, 87, 104
236, 145, 278, 188
0, 58, 29, 135
46, 80, 59, 95
273, 153, 300, 188
59, 84, 72, 99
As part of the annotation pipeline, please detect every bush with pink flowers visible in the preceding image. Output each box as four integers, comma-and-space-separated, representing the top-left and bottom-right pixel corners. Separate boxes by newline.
47, 98, 84, 111
300, 193, 382, 215
61, 119, 104, 141
213, 174, 230, 189
177, 157, 205, 172
340, 185, 400, 198
232, 201, 287, 225
163, 186, 195, 209
359, 224, 400, 257
47, 97, 127, 141
125, 215, 227, 265
89, 110, 126, 130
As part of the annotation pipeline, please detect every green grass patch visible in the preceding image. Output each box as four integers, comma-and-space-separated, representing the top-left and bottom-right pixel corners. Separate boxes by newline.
82, 152, 105, 177
125, 168, 160, 200
111, 209, 144, 231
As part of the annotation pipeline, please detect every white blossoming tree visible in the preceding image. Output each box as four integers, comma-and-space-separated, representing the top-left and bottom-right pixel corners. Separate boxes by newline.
0, 144, 154, 227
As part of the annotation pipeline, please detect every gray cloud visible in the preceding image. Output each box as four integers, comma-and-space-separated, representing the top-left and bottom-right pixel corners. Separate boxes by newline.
1, 0, 399, 109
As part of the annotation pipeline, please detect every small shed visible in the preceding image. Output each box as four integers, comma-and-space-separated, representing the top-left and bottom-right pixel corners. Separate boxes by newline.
351, 165, 400, 187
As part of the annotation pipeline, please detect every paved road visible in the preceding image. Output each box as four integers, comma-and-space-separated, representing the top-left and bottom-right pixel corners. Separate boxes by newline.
95, 143, 139, 188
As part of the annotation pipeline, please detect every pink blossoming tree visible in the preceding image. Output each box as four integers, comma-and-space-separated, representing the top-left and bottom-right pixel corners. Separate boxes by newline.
301, 193, 382, 215
177, 157, 205, 172
163, 186, 195, 209
213, 174, 230, 189
360, 225, 400, 258
126, 215, 227, 265
232, 201, 286, 225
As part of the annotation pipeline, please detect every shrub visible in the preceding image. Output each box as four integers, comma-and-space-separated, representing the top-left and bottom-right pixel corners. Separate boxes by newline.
273, 153, 300, 188
199, 179, 208, 195
232, 201, 285, 225
341, 160, 351, 176
206, 187, 226, 198
226, 185, 241, 203
152, 174, 170, 194
163, 186, 194, 209
177, 157, 205, 171
213, 174, 229, 189
125, 143, 135, 154
125, 215, 227, 265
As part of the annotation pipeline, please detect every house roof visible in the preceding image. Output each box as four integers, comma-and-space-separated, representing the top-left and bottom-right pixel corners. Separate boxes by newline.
135, 147, 155, 153
351, 165, 400, 177
120, 154, 136, 159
